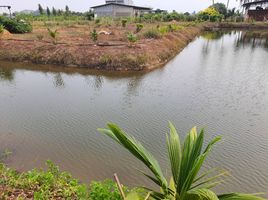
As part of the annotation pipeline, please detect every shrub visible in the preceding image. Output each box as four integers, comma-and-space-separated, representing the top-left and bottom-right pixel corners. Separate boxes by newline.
0, 16, 32, 33
121, 19, 127, 27
135, 23, 144, 33
90, 29, 98, 43
36, 34, 44, 41
0, 160, 90, 199
90, 180, 123, 200
143, 28, 161, 39
47, 28, 58, 44
127, 33, 138, 46
198, 7, 224, 22
0, 24, 4, 37
95, 18, 100, 24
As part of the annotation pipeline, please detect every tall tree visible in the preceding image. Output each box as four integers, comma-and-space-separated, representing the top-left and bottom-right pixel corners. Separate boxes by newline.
65, 5, 70, 15
38, 4, 44, 15
46, 7, 51, 16
52, 7, 57, 16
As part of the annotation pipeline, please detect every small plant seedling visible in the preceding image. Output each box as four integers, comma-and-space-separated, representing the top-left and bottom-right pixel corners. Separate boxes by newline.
0, 25, 5, 39
91, 29, 98, 43
135, 23, 144, 33
47, 28, 58, 44
121, 19, 127, 27
95, 18, 100, 24
36, 34, 44, 41
127, 33, 138, 47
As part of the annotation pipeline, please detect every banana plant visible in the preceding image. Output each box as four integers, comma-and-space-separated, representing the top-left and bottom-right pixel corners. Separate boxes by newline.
98, 123, 266, 200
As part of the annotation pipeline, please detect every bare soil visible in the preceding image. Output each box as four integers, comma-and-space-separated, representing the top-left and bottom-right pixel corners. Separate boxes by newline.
0, 21, 203, 71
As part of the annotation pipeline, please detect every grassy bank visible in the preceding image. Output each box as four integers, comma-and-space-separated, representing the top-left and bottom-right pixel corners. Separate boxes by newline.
0, 160, 141, 199
0, 21, 203, 71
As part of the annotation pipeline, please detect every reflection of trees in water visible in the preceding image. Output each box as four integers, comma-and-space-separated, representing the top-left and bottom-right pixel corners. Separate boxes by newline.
85, 75, 103, 90
201, 31, 227, 57
201, 31, 225, 40
0, 67, 14, 82
201, 30, 268, 56
53, 73, 65, 88
126, 75, 142, 96
235, 31, 268, 50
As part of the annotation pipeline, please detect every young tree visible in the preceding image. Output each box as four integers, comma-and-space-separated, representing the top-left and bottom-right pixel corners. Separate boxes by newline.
38, 4, 44, 15
52, 7, 57, 16
46, 7, 51, 16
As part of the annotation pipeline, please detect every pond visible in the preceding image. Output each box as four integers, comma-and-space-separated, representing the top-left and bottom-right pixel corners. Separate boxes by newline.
0, 30, 268, 195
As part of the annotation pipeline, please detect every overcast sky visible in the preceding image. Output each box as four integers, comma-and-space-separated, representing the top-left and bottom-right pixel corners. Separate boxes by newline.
1, 0, 240, 13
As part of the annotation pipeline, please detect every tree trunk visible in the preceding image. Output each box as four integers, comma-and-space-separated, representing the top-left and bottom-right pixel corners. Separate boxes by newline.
226, 0, 230, 9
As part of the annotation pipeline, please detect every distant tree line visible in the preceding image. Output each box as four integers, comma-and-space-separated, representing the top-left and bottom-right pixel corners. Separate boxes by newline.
37, 4, 93, 18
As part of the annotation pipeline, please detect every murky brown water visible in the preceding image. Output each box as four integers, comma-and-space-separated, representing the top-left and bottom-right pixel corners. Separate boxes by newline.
0, 30, 268, 196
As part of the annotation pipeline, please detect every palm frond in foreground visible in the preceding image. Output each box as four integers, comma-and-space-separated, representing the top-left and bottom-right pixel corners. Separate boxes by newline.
98, 122, 266, 200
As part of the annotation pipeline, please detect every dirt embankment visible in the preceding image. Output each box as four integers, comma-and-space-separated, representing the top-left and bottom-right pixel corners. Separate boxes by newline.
0, 23, 203, 71
204, 22, 268, 30
1, 21, 268, 71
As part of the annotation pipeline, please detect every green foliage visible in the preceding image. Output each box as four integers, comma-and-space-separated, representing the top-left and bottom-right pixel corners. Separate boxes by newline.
90, 179, 123, 200
95, 18, 101, 24
121, 19, 128, 27
135, 23, 144, 33
0, 16, 32, 33
38, 4, 44, 15
85, 10, 94, 21
98, 122, 266, 200
0, 24, 4, 35
127, 33, 138, 45
210, 3, 227, 17
143, 29, 161, 39
0, 160, 90, 199
139, 11, 198, 23
198, 7, 224, 22
158, 24, 184, 35
47, 28, 58, 44
91, 29, 98, 43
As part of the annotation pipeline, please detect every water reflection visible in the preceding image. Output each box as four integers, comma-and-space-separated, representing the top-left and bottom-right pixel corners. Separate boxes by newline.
0, 30, 268, 196
235, 31, 268, 49
53, 73, 65, 88
201, 30, 268, 57
0, 67, 14, 82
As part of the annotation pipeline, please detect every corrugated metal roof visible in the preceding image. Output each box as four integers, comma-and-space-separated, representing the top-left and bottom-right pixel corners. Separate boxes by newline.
91, 3, 151, 10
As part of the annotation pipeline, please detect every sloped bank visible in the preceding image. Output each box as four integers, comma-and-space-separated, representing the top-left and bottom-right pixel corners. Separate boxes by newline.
0, 25, 203, 71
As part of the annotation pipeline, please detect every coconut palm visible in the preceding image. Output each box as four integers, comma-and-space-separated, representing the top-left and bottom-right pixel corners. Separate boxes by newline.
98, 122, 266, 200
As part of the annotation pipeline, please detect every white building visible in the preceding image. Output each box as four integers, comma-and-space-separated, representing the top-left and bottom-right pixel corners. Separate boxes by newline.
91, 1, 151, 18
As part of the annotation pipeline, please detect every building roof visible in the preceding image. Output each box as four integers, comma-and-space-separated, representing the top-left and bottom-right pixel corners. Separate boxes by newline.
242, 0, 268, 7
91, 3, 152, 10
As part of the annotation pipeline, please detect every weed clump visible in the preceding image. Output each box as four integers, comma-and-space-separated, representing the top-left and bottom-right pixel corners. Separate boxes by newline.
143, 28, 161, 39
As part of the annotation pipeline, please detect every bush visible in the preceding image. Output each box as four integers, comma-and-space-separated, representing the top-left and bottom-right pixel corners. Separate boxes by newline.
143, 28, 161, 39
95, 18, 100, 24
47, 28, 58, 44
121, 19, 127, 27
0, 24, 4, 35
135, 23, 144, 33
90, 29, 98, 42
127, 33, 138, 46
198, 7, 224, 22
0, 16, 32, 33
90, 180, 123, 200
0, 161, 90, 199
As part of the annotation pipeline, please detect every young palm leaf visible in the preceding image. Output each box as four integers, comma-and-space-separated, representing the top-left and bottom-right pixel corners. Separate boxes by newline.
98, 123, 266, 200
98, 123, 168, 194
